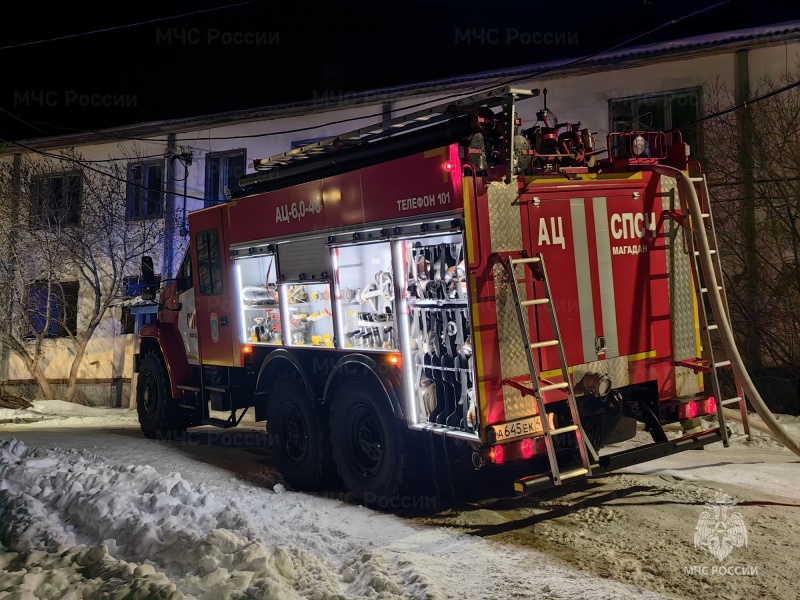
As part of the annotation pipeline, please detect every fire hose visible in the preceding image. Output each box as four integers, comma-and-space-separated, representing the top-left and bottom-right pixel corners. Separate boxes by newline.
657, 165, 800, 457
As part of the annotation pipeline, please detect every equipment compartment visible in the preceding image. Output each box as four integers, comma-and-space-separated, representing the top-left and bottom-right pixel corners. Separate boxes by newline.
332, 240, 397, 351
400, 234, 476, 431
235, 253, 282, 345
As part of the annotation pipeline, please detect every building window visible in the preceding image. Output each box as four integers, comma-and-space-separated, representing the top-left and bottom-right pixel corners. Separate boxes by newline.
120, 274, 161, 298
205, 150, 246, 206
609, 88, 701, 155
126, 161, 163, 219
26, 281, 79, 338
30, 173, 81, 228
120, 306, 135, 335
196, 229, 223, 296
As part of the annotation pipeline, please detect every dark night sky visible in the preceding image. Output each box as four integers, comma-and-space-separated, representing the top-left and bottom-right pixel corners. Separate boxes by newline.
1, 0, 797, 142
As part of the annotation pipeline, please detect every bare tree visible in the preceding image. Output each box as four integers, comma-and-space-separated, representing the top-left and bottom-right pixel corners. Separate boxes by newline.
0, 155, 75, 399
0, 149, 165, 402
703, 73, 800, 390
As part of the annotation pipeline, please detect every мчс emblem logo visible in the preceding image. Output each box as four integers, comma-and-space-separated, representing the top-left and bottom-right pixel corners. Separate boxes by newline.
694, 491, 748, 561
210, 312, 219, 343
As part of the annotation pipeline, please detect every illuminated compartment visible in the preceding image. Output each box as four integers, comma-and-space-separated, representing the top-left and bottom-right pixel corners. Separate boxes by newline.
235, 254, 282, 345
332, 241, 397, 351
398, 234, 476, 431
283, 282, 334, 347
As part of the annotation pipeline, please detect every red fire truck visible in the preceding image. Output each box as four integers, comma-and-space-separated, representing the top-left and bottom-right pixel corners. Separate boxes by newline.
134, 86, 750, 503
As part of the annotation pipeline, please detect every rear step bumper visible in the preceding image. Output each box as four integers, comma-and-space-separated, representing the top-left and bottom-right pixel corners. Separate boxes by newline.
513, 428, 723, 496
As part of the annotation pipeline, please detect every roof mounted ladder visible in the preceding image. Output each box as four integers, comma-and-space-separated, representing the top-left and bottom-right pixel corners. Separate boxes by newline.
241, 85, 540, 188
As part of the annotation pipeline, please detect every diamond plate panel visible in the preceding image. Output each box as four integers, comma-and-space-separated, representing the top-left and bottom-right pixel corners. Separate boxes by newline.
492, 262, 538, 420
572, 357, 630, 390
487, 182, 539, 420
661, 176, 700, 397
487, 180, 523, 252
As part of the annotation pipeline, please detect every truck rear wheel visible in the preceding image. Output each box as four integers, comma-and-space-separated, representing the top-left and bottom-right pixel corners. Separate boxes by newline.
137, 351, 185, 440
267, 378, 334, 491
330, 377, 410, 507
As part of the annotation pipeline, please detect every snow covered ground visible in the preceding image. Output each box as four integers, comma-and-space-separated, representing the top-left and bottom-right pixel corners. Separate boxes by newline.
0, 403, 798, 599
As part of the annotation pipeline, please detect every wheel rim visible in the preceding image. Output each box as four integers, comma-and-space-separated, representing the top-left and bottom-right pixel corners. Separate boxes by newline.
347, 404, 384, 478
282, 405, 308, 464
142, 372, 159, 419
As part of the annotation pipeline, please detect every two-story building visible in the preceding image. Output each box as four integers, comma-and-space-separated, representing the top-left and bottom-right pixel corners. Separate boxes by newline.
1, 21, 798, 406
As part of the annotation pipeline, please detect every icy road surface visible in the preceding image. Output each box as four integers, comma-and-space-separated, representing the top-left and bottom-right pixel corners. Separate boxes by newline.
0, 406, 798, 599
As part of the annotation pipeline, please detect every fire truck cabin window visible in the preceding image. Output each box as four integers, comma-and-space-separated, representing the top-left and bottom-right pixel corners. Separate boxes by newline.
176, 250, 193, 295
333, 241, 396, 351
237, 253, 282, 345
196, 229, 223, 296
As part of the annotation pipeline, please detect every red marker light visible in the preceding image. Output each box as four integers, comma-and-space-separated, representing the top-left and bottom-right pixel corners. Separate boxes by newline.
444, 160, 456, 172
521, 438, 534, 459
678, 401, 698, 420
489, 444, 504, 464
705, 396, 717, 415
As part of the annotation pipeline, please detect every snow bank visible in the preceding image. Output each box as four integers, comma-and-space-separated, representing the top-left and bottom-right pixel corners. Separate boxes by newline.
0, 400, 138, 428
0, 439, 346, 599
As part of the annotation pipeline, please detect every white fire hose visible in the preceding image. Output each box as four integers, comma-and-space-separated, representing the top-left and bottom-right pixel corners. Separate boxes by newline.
656, 165, 800, 457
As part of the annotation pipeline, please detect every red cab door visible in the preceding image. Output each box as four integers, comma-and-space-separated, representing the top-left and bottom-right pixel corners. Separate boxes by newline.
191, 207, 237, 366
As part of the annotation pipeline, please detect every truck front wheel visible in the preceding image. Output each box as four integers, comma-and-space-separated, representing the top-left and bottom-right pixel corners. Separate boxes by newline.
330, 377, 409, 507
137, 351, 185, 440
267, 378, 334, 491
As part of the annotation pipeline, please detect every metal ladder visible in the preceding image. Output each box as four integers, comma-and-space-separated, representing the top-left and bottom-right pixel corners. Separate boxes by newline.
505, 252, 596, 486
675, 174, 751, 445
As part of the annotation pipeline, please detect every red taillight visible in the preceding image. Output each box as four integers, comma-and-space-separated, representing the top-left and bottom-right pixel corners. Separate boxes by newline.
678, 401, 698, 420
489, 444, 504, 464
444, 160, 456, 172
678, 397, 718, 420
521, 438, 534, 459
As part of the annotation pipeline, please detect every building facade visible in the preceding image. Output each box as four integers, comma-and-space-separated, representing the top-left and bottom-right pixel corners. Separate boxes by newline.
1, 22, 798, 405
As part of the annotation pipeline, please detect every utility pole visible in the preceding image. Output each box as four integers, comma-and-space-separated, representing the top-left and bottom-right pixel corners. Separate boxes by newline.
735, 49, 761, 370
163, 133, 177, 279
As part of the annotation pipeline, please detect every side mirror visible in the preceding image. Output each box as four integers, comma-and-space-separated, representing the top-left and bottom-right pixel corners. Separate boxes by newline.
141, 256, 154, 285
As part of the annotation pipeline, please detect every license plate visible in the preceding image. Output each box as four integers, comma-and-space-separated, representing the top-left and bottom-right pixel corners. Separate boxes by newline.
490, 415, 545, 443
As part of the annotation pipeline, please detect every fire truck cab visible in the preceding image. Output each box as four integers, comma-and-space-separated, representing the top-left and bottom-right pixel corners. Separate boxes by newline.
135, 86, 746, 503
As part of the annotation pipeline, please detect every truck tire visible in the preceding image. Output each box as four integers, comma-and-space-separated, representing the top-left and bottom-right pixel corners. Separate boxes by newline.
267, 378, 334, 491
330, 377, 410, 507
137, 351, 185, 440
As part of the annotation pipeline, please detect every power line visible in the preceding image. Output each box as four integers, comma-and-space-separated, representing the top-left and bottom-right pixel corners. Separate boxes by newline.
6, 1, 731, 146
1, 0, 735, 203
671, 78, 800, 131
0, 138, 215, 205
0, 1, 257, 51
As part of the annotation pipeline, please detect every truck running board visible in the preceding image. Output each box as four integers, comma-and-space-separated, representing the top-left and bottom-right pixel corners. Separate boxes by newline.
200, 407, 251, 430
513, 428, 723, 496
